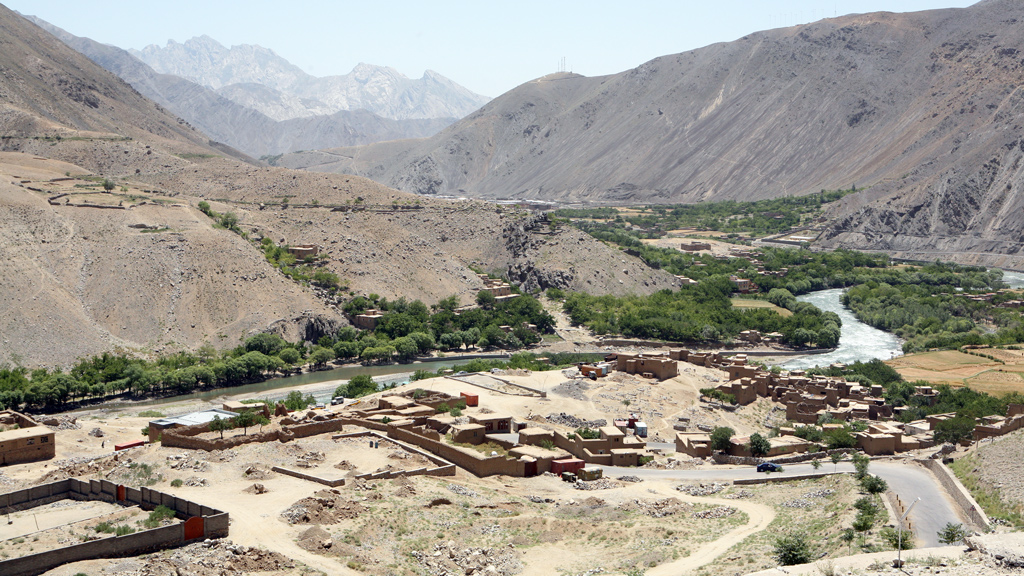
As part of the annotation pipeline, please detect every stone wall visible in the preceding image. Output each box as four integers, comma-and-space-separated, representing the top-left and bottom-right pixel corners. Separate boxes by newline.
0, 479, 228, 576
919, 458, 990, 531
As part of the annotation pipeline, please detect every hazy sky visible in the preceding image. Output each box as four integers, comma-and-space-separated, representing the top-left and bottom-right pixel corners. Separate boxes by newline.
9, 0, 978, 97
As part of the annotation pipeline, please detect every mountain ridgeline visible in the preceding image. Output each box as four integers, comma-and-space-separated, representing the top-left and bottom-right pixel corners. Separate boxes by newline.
22, 18, 486, 157
277, 0, 1024, 270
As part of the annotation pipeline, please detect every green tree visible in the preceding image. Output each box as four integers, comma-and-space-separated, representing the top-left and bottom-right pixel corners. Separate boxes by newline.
710, 426, 735, 452
937, 522, 968, 545
254, 413, 270, 432
335, 374, 377, 398
773, 533, 813, 566
308, 347, 334, 370
839, 528, 856, 553
830, 452, 844, 472
476, 290, 496, 309
851, 452, 871, 480
748, 432, 771, 459
278, 347, 300, 365
880, 526, 914, 550
811, 458, 822, 470
232, 410, 256, 435
197, 201, 211, 215
102, 179, 115, 191
933, 416, 975, 444
208, 415, 231, 439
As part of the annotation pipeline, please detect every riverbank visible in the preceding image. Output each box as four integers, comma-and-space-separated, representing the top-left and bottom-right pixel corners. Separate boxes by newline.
781, 288, 904, 370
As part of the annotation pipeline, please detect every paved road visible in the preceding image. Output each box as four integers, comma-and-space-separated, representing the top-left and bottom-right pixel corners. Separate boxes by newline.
599, 460, 961, 547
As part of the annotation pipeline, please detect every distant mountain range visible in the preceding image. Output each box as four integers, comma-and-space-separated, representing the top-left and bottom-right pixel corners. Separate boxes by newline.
130, 35, 490, 122
21, 19, 488, 157
274, 0, 1024, 269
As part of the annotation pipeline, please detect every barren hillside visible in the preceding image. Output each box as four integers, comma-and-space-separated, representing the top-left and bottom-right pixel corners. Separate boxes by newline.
0, 3, 677, 368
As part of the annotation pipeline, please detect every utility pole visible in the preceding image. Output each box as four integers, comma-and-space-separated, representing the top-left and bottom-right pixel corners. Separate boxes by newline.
897, 497, 921, 569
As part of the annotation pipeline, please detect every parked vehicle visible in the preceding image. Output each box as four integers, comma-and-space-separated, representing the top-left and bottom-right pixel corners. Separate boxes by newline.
756, 462, 782, 473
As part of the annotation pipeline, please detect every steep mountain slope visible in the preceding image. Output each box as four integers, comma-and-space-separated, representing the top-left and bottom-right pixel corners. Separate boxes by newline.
277, 0, 1024, 268
0, 4, 677, 367
273, 0, 1017, 205
131, 35, 490, 121
22, 16, 453, 157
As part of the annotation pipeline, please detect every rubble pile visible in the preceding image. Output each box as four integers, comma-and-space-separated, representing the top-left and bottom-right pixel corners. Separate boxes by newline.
167, 453, 209, 472
242, 465, 272, 480
803, 488, 835, 499
39, 455, 117, 482
88, 427, 104, 437
109, 539, 294, 575
281, 489, 365, 524
573, 479, 620, 491
412, 540, 524, 576
619, 498, 691, 518
447, 484, 478, 497
676, 482, 727, 496
296, 450, 326, 468
692, 506, 737, 519
545, 413, 607, 429
526, 495, 554, 504
243, 483, 268, 494
616, 475, 642, 483
42, 415, 80, 431
184, 477, 208, 487
552, 380, 590, 401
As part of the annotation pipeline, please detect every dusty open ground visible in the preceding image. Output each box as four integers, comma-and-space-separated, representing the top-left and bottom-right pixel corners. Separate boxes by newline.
888, 349, 1024, 395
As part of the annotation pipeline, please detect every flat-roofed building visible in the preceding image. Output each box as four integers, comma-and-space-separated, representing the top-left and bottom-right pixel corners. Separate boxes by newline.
0, 424, 55, 465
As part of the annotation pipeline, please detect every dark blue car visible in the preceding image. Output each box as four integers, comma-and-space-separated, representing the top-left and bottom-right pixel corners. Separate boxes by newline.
756, 462, 782, 472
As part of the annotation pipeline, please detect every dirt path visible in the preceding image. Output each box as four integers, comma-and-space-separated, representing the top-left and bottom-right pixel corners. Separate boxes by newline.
647, 495, 775, 576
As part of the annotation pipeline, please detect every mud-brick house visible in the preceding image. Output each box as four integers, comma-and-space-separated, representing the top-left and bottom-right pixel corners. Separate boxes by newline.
0, 410, 55, 465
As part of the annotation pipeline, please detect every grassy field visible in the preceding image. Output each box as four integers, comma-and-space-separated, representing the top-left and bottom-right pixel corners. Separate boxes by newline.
887, 349, 1024, 395
730, 298, 793, 318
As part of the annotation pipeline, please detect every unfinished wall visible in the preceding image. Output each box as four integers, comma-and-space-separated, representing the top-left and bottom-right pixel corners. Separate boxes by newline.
161, 417, 346, 451
387, 425, 525, 477
0, 480, 228, 576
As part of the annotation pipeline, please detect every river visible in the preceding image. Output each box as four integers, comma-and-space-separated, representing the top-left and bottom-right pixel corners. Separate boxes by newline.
780, 288, 903, 370
1003, 270, 1024, 289
77, 357, 478, 412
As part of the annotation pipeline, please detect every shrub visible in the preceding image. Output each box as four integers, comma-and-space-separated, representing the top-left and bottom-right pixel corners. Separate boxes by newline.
170, 479, 183, 487
851, 452, 871, 479
774, 532, 813, 565
450, 407, 463, 417
880, 526, 914, 550
852, 513, 874, 533
860, 475, 888, 495
853, 496, 879, 515
575, 427, 601, 440
436, 403, 451, 414
539, 439, 556, 450
142, 505, 176, 529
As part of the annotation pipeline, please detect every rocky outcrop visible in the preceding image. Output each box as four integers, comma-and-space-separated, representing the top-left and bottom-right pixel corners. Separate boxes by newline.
264, 313, 348, 344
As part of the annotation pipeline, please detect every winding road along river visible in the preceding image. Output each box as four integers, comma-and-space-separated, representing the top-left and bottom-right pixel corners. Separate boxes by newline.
781, 288, 903, 370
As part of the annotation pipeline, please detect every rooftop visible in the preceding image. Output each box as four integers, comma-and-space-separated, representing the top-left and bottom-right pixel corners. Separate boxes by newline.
151, 408, 238, 427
